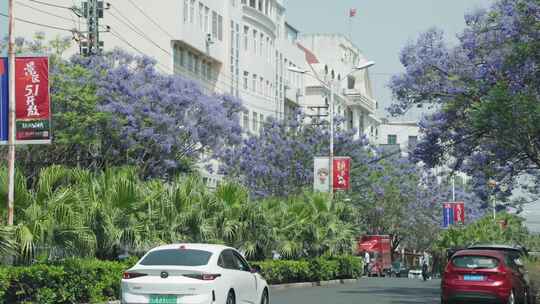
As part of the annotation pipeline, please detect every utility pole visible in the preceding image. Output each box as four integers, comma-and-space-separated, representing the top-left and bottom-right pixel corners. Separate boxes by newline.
81, 0, 105, 55
7, 0, 15, 226
328, 81, 335, 199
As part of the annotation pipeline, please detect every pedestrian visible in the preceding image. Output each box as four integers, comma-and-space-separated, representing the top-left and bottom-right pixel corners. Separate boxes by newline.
421, 251, 430, 281
363, 251, 370, 276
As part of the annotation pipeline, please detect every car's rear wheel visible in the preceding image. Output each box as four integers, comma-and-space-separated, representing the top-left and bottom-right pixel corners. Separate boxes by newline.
261, 288, 269, 304
508, 290, 516, 304
226, 290, 235, 304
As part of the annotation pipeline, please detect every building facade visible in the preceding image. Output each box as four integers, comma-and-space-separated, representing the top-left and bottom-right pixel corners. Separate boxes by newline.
12, 0, 380, 185
376, 119, 419, 157
296, 34, 379, 142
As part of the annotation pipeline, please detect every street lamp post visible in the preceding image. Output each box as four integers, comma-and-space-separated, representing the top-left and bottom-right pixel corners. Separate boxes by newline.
288, 61, 375, 195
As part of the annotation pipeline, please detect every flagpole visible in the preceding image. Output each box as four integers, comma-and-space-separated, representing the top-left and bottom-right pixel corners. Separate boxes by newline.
348, 8, 355, 41
7, 0, 16, 226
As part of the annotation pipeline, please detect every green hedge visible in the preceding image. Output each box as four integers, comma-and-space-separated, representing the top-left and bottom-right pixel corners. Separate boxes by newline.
0, 256, 362, 303
0, 258, 137, 304
253, 256, 363, 285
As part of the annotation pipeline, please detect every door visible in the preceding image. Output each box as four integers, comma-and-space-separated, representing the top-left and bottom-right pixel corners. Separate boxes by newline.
231, 250, 258, 304
219, 250, 256, 304
506, 255, 527, 302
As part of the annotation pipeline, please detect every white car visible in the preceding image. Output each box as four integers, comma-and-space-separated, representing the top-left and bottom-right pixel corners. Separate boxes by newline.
121, 244, 270, 304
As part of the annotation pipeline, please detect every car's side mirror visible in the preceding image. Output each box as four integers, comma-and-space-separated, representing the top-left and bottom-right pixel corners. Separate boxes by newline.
251, 265, 262, 273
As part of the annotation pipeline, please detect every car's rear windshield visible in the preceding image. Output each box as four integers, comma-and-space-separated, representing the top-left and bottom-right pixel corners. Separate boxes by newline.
452, 255, 499, 269
140, 249, 212, 266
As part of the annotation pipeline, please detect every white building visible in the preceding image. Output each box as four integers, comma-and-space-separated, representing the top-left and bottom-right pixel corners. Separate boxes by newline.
12, 1, 380, 185
296, 34, 379, 141
376, 119, 419, 157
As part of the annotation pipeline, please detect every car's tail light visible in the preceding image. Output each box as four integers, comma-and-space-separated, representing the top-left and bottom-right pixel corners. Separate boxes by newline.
184, 273, 221, 280
122, 272, 147, 279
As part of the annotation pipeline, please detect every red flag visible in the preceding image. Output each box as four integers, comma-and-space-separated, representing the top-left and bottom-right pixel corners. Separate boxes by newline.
349, 8, 357, 17
0, 60, 4, 75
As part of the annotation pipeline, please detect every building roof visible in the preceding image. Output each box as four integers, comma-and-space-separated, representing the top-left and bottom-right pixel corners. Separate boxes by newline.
297, 43, 319, 65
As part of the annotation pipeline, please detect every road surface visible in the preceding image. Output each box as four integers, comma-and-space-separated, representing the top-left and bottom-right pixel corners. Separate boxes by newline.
271, 278, 441, 304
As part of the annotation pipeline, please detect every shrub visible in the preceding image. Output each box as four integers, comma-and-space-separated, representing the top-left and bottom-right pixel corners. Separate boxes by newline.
0, 256, 362, 302
0, 259, 135, 304
253, 256, 362, 285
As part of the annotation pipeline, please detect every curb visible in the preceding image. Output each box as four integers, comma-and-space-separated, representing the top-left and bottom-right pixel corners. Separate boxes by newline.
269, 278, 359, 291
90, 279, 361, 303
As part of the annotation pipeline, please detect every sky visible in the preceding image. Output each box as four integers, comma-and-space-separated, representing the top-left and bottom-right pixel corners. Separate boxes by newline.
286, 0, 492, 121
286, 0, 540, 233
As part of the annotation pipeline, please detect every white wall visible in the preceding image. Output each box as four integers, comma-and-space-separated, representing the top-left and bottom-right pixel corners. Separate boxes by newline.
377, 121, 419, 155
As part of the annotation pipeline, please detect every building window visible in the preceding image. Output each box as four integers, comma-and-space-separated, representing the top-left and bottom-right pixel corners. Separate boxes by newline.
387, 135, 397, 145
249, 0, 255, 8
252, 74, 257, 91
212, 11, 218, 38
201, 60, 207, 79
259, 113, 264, 127
198, 2, 204, 30
408, 136, 418, 149
260, 33, 264, 56
253, 30, 257, 54
259, 76, 263, 94
243, 110, 249, 130
179, 48, 185, 67
190, 0, 195, 23
183, 0, 189, 23
243, 26, 249, 51
204, 7, 210, 33
243, 71, 249, 90
266, 37, 270, 62
218, 15, 223, 41
252, 111, 258, 131
258, 0, 263, 11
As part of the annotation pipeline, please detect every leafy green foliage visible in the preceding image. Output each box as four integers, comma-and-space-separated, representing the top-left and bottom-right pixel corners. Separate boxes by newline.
252, 256, 362, 285
434, 214, 530, 251
1, 166, 357, 262
0, 258, 134, 304
0, 256, 360, 303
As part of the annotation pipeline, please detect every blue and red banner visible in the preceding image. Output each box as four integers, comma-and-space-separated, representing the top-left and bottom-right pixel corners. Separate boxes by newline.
443, 202, 466, 228
0, 57, 7, 143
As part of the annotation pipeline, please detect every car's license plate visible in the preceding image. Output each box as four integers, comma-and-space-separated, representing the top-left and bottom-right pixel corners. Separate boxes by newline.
149, 295, 177, 304
463, 274, 485, 281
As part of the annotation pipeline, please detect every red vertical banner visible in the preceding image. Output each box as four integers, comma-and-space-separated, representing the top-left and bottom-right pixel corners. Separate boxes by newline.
453, 202, 465, 224
15, 57, 51, 142
333, 157, 351, 191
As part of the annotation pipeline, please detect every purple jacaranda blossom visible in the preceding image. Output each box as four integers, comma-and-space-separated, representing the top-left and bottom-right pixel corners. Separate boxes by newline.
66, 49, 244, 179
219, 111, 373, 198
388, 0, 540, 205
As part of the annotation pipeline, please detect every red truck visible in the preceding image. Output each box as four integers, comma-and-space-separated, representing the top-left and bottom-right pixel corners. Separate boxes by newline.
357, 235, 392, 276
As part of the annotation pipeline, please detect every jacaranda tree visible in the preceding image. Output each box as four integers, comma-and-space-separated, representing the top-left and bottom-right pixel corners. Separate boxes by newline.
388, 0, 540, 204
219, 111, 372, 198
13, 36, 243, 179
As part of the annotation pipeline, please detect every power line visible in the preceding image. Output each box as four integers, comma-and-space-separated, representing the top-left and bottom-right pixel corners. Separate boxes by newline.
108, 29, 169, 74
108, 9, 171, 56
0, 13, 75, 32
125, 0, 175, 38
28, 0, 73, 10
16, 1, 75, 23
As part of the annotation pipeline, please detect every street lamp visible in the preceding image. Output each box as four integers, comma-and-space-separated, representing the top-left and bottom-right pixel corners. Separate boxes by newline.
288, 61, 375, 195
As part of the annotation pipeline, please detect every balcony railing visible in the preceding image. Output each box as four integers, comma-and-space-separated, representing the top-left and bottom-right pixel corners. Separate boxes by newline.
343, 88, 376, 113
242, 5, 276, 32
